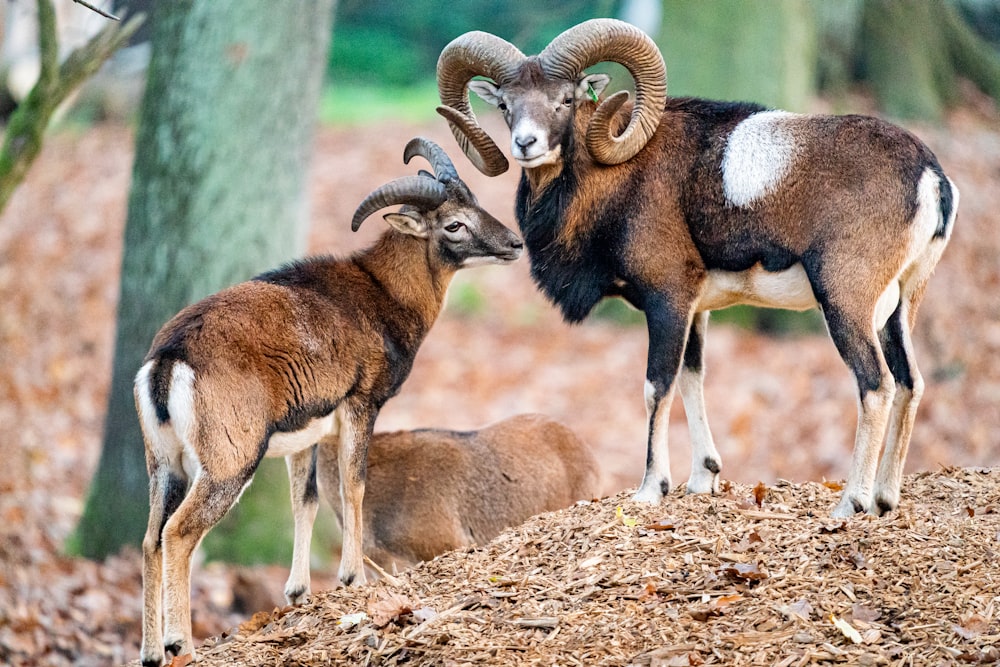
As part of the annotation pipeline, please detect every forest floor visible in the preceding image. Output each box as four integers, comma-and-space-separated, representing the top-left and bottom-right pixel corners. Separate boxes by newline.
1, 96, 999, 666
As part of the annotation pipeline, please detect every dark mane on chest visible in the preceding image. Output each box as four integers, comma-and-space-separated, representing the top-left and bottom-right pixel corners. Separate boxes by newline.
515, 154, 623, 324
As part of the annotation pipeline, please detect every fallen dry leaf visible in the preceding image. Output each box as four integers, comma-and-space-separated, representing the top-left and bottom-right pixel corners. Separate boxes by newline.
733, 530, 764, 552
752, 481, 768, 507
616, 505, 638, 527
168, 654, 194, 667
830, 614, 863, 644
238, 610, 274, 635
367, 591, 416, 628
850, 602, 881, 624
953, 613, 990, 640
720, 562, 768, 582
779, 598, 813, 622
644, 518, 682, 531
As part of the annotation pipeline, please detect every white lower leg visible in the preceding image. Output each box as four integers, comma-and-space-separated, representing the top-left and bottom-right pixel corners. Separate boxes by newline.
678, 367, 721, 494
284, 449, 318, 604
873, 372, 922, 513
833, 381, 895, 517
634, 380, 675, 503
336, 412, 368, 587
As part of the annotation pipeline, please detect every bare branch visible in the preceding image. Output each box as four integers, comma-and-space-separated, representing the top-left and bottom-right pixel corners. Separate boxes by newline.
71, 0, 121, 21
0, 9, 144, 214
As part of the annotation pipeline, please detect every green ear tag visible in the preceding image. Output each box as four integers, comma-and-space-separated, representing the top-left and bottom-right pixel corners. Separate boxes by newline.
587, 84, 598, 103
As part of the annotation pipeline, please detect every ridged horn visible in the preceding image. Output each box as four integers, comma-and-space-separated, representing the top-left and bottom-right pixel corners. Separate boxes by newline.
539, 18, 666, 165
403, 137, 460, 184
436, 30, 526, 176
351, 175, 447, 231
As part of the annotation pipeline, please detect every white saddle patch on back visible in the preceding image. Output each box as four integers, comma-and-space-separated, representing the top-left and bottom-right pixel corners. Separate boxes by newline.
722, 110, 799, 207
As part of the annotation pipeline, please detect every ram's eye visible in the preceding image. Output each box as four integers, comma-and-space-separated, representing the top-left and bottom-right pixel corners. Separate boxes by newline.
563, 97, 573, 106
445, 222, 465, 233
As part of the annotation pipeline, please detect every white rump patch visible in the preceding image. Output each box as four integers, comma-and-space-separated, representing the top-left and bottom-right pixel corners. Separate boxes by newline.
167, 362, 202, 479
134, 361, 164, 448
722, 110, 799, 207
167, 362, 197, 446
912, 168, 944, 247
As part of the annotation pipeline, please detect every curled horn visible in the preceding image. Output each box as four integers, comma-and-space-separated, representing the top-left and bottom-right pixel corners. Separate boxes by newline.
403, 137, 460, 184
436, 31, 526, 176
351, 176, 447, 231
539, 18, 666, 165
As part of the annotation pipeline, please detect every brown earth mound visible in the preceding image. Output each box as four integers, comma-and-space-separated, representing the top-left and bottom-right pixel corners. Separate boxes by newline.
186, 467, 999, 666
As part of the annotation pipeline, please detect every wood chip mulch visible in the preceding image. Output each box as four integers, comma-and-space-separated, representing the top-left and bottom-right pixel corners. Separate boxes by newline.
185, 467, 999, 666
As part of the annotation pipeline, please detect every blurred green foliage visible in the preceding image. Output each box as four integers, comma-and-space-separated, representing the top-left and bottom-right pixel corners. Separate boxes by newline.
328, 0, 619, 87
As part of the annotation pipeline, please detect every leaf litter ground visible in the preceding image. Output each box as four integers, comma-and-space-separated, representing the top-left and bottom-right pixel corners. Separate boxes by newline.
192, 468, 1000, 666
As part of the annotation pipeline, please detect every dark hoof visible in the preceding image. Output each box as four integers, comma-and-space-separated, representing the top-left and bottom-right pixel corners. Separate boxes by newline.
703, 457, 721, 475
874, 496, 895, 516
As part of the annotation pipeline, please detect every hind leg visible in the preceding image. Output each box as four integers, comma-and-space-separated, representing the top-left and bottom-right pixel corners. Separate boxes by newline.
140, 463, 188, 667
873, 303, 923, 515
284, 445, 319, 604
819, 302, 895, 518
160, 468, 254, 661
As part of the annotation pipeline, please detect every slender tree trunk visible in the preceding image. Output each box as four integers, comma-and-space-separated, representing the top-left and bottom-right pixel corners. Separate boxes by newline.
72, 0, 335, 559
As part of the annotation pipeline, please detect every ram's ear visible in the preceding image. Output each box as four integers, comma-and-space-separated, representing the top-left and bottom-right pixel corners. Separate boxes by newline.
383, 211, 429, 238
576, 73, 610, 102
468, 79, 503, 107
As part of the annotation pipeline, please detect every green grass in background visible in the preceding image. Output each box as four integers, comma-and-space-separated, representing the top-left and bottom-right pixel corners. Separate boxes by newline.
320, 80, 441, 125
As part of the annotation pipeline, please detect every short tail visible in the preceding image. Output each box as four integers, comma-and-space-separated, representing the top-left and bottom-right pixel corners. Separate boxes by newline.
931, 163, 957, 239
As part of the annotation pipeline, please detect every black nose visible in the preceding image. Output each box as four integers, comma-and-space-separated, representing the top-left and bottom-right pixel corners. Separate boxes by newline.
515, 136, 537, 151
510, 238, 524, 250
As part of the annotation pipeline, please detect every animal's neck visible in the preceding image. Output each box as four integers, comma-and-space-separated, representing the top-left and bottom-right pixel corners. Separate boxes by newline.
355, 233, 452, 334
524, 162, 563, 200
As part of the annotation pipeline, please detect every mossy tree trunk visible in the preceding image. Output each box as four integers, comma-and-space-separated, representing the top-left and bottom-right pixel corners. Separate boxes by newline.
72, 0, 336, 561
656, 0, 818, 111
859, 0, 1000, 121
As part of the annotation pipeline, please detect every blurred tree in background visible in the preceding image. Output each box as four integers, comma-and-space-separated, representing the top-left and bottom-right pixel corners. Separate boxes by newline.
73, 0, 336, 560
658, 0, 817, 111
328, 0, 617, 87
325, 0, 1000, 121
856, 0, 1000, 120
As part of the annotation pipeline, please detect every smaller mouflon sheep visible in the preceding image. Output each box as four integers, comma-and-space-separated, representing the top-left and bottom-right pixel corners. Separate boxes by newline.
134, 138, 522, 666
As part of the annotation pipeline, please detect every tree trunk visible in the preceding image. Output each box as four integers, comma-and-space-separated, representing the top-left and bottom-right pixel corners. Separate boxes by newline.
71, 0, 335, 560
858, 0, 1000, 120
657, 0, 818, 111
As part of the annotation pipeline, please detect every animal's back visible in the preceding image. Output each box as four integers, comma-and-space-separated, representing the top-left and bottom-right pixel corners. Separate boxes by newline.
346, 414, 601, 569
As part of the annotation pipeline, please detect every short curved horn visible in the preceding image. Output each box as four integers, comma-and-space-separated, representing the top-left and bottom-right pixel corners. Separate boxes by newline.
539, 18, 666, 165
436, 31, 526, 176
351, 176, 447, 231
403, 137, 460, 184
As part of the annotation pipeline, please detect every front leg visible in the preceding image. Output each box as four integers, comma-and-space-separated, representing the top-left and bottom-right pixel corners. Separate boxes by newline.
678, 311, 722, 494
634, 293, 693, 503
336, 402, 375, 587
284, 445, 319, 604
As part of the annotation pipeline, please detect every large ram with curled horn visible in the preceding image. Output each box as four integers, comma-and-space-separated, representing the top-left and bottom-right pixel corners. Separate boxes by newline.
134, 138, 522, 666
436, 18, 958, 520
